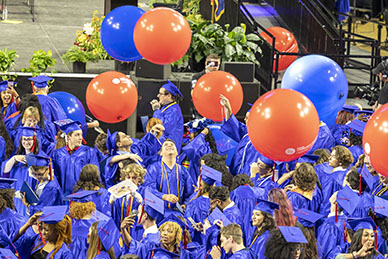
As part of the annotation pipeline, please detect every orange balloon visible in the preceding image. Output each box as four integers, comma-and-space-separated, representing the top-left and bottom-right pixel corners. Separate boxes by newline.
363, 104, 388, 176
133, 8, 191, 65
260, 27, 299, 71
192, 71, 243, 122
247, 89, 319, 161
86, 71, 138, 123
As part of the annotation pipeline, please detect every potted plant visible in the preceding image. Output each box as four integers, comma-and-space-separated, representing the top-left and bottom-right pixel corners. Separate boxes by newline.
21, 50, 56, 76
0, 48, 19, 81
114, 60, 135, 74
62, 46, 94, 73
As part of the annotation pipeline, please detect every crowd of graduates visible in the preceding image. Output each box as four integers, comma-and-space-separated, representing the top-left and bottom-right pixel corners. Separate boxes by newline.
0, 74, 387, 259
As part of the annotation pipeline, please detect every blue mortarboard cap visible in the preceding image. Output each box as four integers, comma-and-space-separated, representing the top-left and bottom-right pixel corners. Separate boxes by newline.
375, 196, 388, 218
201, 165, 223, 185
208, 207, 232, 226
185, 118, 213, 133
26, 153, 50, 167
66, 190, 97, 203
259, 156, 274, 167
144, 189, 165, 220
348, 217, 376, 231
97, 218, 120, 251
278, 226, 308, 243
360, 165, 375, 191
0, 248, 17, 259
342, 104, 359, 113
162, 79, 183, 98
297, 154, 320, 164
347, 119, 366, 136
336, 185, 360, 215
28, 75, 53, 88
0, 178, 17, 189
254, 199, 279, 215
39, 206, 68, 224
354, 110, 374, 117
294, 208, 324, 228
54, 119, 81, 135
158, 214, 187, 230
0, 81, 8, 92
17, 126, 38, 137
106, 129, 118, 156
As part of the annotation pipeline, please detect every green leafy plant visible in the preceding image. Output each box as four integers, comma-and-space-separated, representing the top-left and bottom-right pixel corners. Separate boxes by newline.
0, 48, 19, 81
62, 46, 95, 64
21, 50, 56, 76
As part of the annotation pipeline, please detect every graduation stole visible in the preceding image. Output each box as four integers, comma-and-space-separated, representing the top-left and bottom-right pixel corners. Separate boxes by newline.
375, 184, 388, 196
161, 102, 177, 113
160, 161, 180, 209
119, 195, 134, 248
249, 233, 260, 248
289, 186, 314, 200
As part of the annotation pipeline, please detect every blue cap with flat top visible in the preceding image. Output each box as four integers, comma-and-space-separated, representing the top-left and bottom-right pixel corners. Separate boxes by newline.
28, 75, 53, 88
254, 199, 279, 215
374, 196, 388, 218
278, 226, 308, 243
162, 79, 183, 98
354, 110, 374, 117
26, 153, 50, 167
18, 126, 38, 137
0, 81, 8, 92
201, 164, 223, 185
54, 119, 81, 135
144, 189, 164, 221
39, 206, 68, 224
0, 178, 17, 189
347, 119, 366, 136
67, 190, 97, 203
294, 208, 324, 228
342, 104, 359, 114
208, 207, 232, 226
360, 165, 375, 191
97, 218, 120, 251
348, 217, 376, 231
259, 156, 274, 167
0, 248, 18, 259
106, 129, 118, 156
336, 185, 361, 215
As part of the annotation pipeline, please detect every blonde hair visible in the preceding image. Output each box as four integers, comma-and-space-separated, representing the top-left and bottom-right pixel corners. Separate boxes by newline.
87, 221, 115, 259
120, 164, 146, 184
146, 118, 163, 139
220, 224, 244, 245
69, 201, 96, 220
159, 222, 182, 247
22, 106, 40, 124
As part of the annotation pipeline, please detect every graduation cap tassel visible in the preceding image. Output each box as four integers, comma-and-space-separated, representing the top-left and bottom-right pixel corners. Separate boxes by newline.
150, 249, 155, 259
30, 133, 37, 153
49, 159, 53, 181
272, 165, 275, 182
82, 137, 87, 145
375, 229, 378, 249
344, 220, 347, 243
37, 223, 46, 245
335, 203, 338, 223
184, 224, 188, 249
98, 239, 101, 255
138, 203, 145, 225
359, 174, 362, 195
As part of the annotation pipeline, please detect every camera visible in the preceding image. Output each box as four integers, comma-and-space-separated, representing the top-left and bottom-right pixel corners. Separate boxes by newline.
353, 82, 380, 106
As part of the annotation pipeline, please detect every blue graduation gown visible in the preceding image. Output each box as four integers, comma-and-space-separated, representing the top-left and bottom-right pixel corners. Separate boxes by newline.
329, 124, 349, 146
70, 218, 96, 258
344, 191, 374, 218
104, 133, 161, 187
287, 185, 323, 213
0, 136, 5, 162
317, 215, 348, 259
112, 193, 142, 239
229, 248, 257, 259
29, 177, 64, 215
307, 123, 335, 154
94, 251, 111, 259
247, 230, 270, 259
223, 203, 243, 227
348, 145, 363, 165
184, 196, 210, 224
36, 95, 67, 122
90, 187, 111, 217
144, 161, 194, 210
2, 102, 17, 121
0, 208, 26, 248
153, 102, 184, 153
253, 175, 278, 199
181, 243, 207, 259
52, 145, 98, 196
126, 232, 160, 258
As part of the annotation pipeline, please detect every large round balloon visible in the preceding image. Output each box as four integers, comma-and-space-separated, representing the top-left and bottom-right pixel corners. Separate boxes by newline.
48, 91, 86, 125
86, 71, 138, 123
260, 27, 299, 71
101, 5, 145, 62
363, 104, 388, 176
133, 7, 191, 65
281, 55, 348, 125
247, 89, 320, 161
192, 71, 243, 122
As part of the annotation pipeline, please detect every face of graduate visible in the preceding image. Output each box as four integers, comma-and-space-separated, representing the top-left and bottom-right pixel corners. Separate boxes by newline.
125, 172, 141, 186
1, 90, 12, 105
68, 129, 83, 148
328, 150, 340, 168
117, 132, 133, 148
31, 167, 49, 181
23, 117, 39, 128
39, 222, 50, 240
160, 223, 177, 246
363, 155, 376, 174
160, 141, 178, 158
361, 229, 375, 248
21, 136, 34, 151
257, 159, 272, 177
220, 234, 233, 254
251, 210, 264, 227
158, 87, 173, 106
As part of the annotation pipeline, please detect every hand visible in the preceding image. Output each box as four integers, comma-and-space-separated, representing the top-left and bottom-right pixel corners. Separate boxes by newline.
284, 184, 296, 191
150, 124, 165, 135
14, 155, 26, 164
209, 245, 221, 259
219, 94, 232, 112
150, 99, 161, 111
250, 162, 259, 178
8, 85, 18, 97
193, 222, 204, 232
27, 212, 42, 227
120, 216, 135, 230
201, 128, 209, 136
214, 219, 224, 229
21, 193, 30, 207
125, 153, 143, 163
356, 239, 374, 257
203, 218, 212, 232
162, 194, 179, 203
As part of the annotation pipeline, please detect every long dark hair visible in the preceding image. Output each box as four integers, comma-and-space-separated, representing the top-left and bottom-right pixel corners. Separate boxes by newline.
73, 164, 104, 192
252, 211, 276, 238
13, 94, 45, 129
0, 189, 15, 213
348, 229, 380, 259
295, 222, 318, 259
16, 136, 39, 155
192, 129, 218, 154
0, 120, 14, 159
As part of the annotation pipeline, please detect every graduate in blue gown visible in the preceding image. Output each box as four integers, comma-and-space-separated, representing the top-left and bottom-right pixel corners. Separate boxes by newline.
329, 105, 358, 146
0, 81, 19, 121
307, 122, 335, 154
0, 178, 26, 249
28, 76, 67, 123
51, 119, 98, 196
22, 154, 63, 215
121, 190, 163, 258
151, 80, 184, 153
144, 139, 194, 212
14, 206, 73, 259
209, 186, 242, 227
250, 156, 278, 199
343, 119, 365, 165
104, 126, 162, 187
248, 200, 277, 258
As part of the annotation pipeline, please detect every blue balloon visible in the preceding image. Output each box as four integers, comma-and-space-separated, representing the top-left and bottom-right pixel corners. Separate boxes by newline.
101, 5, 145, 62
48, 91, 86, 125
281, 55, 348, 125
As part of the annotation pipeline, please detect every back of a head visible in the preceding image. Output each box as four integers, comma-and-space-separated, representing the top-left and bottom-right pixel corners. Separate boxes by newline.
265, 229, 304, 259
209, 186, 230, 202
220, 223, 243, 245
333, 145, 354, 168
231, 174, 254, 191
294, 163, 317, 192
201, 153, 233, 190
